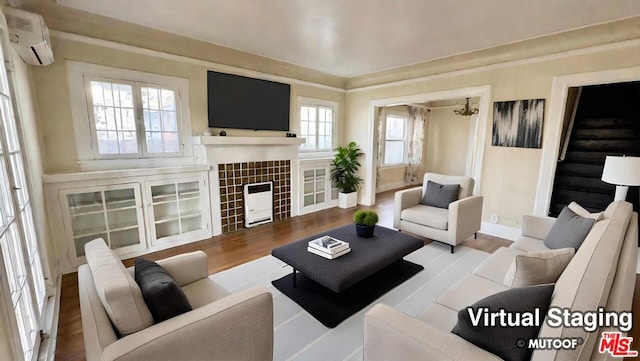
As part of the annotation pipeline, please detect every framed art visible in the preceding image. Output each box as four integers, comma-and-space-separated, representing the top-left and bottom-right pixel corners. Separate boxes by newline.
492, 99, 545, 148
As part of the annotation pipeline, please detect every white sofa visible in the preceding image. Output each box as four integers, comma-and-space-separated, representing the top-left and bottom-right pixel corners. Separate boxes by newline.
78, 239, 274, 361
365, 200, 638, 360
394, 173, 483, 253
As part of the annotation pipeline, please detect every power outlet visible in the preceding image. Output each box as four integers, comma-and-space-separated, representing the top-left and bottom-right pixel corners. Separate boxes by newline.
490, 214, 499, 224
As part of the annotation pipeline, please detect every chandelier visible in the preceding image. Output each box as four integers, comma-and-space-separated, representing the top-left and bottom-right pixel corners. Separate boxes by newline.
453, 98, 479, 116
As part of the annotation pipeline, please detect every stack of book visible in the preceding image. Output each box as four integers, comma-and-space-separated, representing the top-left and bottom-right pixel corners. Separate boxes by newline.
307, 236, 351, 259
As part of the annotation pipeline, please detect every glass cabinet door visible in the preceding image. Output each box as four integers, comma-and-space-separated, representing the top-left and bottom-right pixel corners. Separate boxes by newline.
300, 164, 336, 214
147, 177, 208, 244
61, 184, 145, 257
303, 168, 327, 207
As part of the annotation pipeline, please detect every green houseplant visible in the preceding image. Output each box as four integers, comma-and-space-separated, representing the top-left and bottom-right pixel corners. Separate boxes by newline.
353, 210, 378, 238
330, 141, 364, 208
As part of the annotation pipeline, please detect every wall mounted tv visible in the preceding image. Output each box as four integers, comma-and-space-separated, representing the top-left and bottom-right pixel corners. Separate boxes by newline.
207, 71, 291, 131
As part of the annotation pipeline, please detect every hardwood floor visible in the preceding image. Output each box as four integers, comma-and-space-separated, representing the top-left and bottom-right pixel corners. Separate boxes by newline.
53, 189, 639, 360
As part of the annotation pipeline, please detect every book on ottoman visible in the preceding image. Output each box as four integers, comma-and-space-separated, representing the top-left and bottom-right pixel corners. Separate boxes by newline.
308, 236, 349, 254
307, 246, 351, 259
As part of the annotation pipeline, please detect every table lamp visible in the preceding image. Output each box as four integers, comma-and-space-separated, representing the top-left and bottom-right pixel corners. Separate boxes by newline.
601, 155, 640, 201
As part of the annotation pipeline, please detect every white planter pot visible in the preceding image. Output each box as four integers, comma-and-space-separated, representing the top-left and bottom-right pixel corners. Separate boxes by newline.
338, 192, 358, 209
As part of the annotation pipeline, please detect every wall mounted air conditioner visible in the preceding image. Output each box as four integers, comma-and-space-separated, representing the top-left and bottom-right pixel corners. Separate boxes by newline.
4, 8, 54, 66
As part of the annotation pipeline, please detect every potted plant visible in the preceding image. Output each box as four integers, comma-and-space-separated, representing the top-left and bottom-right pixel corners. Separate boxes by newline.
330, 141, 364, 208
353, 210, 378, 238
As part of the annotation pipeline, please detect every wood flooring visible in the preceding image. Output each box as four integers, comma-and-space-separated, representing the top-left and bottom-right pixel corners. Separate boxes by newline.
53, 189, 640, 361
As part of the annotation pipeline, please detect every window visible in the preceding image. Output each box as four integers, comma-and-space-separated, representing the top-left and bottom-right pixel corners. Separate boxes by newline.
87, 79, 180, 157
298, 98, 336, 154
0, 27, 47, 361
381, 113, 408, 165
68, 62, 193, 169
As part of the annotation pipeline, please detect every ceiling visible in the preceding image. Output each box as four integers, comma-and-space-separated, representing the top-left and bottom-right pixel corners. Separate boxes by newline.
56, 0, 640, 78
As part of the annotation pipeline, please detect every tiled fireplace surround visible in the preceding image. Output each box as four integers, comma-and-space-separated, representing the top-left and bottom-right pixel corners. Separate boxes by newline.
218, 160, 291, 232
195, 136, 304, 236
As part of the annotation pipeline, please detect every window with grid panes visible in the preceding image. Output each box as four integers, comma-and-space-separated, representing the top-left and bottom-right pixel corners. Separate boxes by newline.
382, 113, 408, 165
86, 77, 181, 158
0, 26, 47, 361
299, 103, 334, 152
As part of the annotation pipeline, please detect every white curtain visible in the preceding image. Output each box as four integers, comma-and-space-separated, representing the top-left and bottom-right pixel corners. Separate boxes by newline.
405, 106, 429, 184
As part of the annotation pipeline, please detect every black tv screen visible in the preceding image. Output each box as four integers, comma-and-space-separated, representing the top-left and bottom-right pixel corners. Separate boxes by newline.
207, 71, 291, 131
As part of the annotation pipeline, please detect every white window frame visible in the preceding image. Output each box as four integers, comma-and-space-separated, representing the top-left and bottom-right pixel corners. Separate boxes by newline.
67, 61, 193, 171
297, 97, 337, 159
380, 110, 410, 167
0, 17, 47, 361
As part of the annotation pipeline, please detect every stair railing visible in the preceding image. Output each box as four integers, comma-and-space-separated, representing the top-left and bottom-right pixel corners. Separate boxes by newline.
558, 87, 582, 162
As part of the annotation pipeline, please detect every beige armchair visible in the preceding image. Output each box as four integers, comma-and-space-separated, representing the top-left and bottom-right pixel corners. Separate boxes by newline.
78, 239, 273, 361
394, 173, 482, 253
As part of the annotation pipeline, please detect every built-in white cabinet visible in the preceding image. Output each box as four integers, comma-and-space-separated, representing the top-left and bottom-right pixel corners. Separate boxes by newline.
299, 160, 338, 215
45, 166, 211, 273
146, 177, 209, 245
60, 184, 146, 258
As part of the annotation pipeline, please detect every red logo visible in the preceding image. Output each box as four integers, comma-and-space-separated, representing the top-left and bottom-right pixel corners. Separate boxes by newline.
599, 332, 638, 357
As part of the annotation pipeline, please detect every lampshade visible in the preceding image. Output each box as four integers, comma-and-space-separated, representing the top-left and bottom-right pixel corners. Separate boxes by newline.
601, 156, 640, 186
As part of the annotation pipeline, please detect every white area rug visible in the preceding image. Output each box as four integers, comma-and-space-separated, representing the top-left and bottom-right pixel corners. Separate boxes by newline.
209, 242, 490, 361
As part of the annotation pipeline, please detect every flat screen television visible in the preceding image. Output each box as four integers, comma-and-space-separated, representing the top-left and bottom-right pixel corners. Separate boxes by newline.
207, 71, 291, 131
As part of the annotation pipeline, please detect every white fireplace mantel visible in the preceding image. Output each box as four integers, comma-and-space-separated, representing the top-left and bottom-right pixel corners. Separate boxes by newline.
194, 135, 304, 236
193, 136, 305, 146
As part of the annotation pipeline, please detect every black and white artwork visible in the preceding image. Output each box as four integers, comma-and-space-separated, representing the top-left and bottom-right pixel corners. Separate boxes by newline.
492, 99, 545, 148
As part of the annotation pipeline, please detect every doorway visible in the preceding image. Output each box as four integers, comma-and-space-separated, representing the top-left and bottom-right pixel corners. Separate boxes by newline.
533, 66, 640, 216
363, 85, 492, 205
549, 81, 640, 217
374, 99, 479, 194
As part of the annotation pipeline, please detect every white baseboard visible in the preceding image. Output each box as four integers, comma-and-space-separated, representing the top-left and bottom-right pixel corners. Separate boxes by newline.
376, 181, 409, 193
480, 222, 520, 241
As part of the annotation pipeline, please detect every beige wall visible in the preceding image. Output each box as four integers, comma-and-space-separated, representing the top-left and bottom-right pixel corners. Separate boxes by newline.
345, 21, 640, 228
426, 108, 472, 176
30, 36, 346, 173
376, 166, 406, 192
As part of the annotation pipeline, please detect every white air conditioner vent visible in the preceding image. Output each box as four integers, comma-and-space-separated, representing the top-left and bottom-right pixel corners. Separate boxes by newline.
3, 8, 54, 66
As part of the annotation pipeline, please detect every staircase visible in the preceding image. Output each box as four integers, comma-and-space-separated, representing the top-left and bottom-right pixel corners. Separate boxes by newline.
549, 82, 640, 217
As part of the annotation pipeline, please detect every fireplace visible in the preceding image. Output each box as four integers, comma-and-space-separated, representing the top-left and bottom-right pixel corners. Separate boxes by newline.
218, 161, 291, 232
194, 135, 304, 235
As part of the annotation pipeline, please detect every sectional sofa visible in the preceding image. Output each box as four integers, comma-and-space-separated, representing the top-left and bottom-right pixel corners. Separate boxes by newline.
364, 200, 638, 360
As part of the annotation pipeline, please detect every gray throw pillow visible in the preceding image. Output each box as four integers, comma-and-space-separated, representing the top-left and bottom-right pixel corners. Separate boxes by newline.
135, 258, 193, 323
452, 284, 554, 361
420, 180, 460, 209
544, 206, 595, 250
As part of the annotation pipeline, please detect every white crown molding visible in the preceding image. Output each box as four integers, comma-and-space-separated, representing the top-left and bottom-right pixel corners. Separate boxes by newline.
51, 30, 640, 96
347, 38, 640, 93
50, 30, 346, 93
